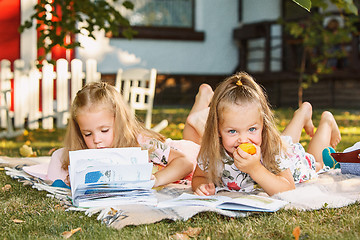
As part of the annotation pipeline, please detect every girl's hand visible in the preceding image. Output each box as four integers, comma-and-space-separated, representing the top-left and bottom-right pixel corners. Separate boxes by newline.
233, 145, 262, 174
194, 183, 216, 196
151, 174, 158, 187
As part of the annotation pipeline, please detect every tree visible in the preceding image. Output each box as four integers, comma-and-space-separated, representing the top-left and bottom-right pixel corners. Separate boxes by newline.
19, 0, 136, 65
283, 0, 358, 106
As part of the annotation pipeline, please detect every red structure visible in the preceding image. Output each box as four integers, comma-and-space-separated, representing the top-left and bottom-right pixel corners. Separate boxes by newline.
0, 0, 20, 111
0, 0, 21, 62
0, 0, 74, 111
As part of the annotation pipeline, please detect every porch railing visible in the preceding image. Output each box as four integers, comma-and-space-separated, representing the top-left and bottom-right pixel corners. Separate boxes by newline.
233, 20, 360, 75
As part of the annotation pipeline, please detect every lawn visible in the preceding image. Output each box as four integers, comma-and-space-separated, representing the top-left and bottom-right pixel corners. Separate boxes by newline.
0, 107, 359, 239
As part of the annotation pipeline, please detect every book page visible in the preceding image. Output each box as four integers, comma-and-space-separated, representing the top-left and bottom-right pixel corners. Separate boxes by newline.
218, 195, 288, 212
157, 193, 288, 212
69, 148, 149, 197
73, 163, 153, 188
157, 193, 231, 208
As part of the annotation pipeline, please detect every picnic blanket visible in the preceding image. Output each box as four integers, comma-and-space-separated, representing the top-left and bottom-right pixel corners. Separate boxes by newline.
1, 156, 360, 229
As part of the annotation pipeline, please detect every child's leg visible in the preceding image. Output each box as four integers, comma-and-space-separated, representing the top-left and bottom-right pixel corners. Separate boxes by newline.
183, 84, 213, 144
188, 84, 213, 115
307, 111, 341, 171
281, 102, 315, 143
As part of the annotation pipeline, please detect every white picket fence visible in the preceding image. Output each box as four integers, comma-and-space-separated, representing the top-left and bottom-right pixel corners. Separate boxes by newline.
0, 58, 101, 137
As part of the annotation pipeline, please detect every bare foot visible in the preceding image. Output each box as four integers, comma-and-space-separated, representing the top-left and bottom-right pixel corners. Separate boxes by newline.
298, 102, 315, 137
183, 84, 213, 144
186, 107, 209, 139
189, 84, 213, 115
322, 111, 341, 148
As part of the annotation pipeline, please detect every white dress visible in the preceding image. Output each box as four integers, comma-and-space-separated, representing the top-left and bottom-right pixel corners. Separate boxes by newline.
199, 136, 318, 193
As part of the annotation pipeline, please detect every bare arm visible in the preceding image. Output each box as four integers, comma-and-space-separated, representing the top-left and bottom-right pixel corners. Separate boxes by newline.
47, 148, 69, 184
234, 147, 295, 196
153, 148, 194, 187
248, 166, 295, 196
191, 165, 216, 196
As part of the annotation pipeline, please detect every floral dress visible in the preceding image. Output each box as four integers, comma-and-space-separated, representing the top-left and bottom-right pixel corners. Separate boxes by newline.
277, 136, 318, 183
137, 135, 171, 167
137, 135, 199, 183
199, 136, 319, 193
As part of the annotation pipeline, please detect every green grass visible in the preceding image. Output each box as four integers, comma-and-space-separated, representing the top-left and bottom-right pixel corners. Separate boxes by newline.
0, 107, 359, 239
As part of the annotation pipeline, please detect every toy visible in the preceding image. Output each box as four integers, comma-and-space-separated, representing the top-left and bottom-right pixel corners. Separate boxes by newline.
19, 144, 35, 157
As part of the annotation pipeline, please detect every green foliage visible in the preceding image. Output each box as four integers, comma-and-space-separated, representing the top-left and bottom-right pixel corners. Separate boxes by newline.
292, 0, 312, 11
332, 0, 359, 15
291, 0, 358, 15
19, 0, 137, 64
282, 0, 358, 105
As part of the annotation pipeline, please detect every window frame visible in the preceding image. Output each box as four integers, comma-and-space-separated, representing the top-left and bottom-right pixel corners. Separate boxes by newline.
115, 0, 204, 41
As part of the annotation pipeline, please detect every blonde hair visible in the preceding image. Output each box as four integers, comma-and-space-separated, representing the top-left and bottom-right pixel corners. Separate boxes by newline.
198, 72, 283, 186
61, 82, 165, 173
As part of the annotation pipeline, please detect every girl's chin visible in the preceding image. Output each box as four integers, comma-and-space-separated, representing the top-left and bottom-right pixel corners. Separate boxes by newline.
226, 150, 234, 158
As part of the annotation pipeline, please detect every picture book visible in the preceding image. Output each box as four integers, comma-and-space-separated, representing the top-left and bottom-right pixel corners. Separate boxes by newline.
68, 148, 156, 208
157, 193, 288, 212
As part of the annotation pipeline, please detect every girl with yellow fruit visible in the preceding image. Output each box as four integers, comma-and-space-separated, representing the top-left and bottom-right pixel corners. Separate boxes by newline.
187, 72, 341, 196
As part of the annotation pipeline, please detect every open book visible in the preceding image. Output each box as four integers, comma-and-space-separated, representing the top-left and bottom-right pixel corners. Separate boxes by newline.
157, 193, 288, 212
69, 148, 156, 208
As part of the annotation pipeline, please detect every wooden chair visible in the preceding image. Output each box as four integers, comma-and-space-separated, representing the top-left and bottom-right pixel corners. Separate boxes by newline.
115, 68, 168, 132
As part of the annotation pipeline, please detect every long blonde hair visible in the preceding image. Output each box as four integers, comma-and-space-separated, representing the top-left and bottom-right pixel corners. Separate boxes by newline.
61, 82, 165, 172
198, 72, 283, 186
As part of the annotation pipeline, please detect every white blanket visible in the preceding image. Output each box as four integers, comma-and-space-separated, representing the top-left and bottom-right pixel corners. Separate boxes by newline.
3, 156, 360, 229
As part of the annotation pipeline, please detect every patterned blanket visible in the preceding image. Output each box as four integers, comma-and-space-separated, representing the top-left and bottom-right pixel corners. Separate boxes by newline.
2, 156, 360, 229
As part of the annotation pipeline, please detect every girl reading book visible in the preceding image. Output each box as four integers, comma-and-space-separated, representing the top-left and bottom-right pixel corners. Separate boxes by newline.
47, 82, 197, 187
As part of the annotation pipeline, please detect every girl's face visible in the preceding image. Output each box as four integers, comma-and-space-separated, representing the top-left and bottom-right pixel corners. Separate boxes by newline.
76, 107, 115, 149
219, 101, 263, 157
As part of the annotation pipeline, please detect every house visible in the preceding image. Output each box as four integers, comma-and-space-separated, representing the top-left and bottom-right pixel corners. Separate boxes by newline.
1, 0, 359, 108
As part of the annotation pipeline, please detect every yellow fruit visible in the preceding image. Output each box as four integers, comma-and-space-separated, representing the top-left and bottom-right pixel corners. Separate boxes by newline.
238, 143, 256, 155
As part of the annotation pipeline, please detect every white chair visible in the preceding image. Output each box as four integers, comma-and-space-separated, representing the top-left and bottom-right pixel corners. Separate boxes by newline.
115, 68, 168, 132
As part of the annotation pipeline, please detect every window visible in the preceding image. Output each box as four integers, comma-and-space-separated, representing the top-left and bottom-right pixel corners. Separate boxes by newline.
124, 0, 193, 28
116, 0, 204, 41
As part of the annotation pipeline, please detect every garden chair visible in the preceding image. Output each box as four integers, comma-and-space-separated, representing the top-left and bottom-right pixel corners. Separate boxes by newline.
115, 68, 168, 132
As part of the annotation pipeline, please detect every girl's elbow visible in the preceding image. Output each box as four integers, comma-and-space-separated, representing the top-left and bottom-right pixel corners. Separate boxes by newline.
269, 182, 295, 196
173, 157, 195, 177
185, 158, 195, 174
281, 181, 296, 193
286, 178, 296, 191
181, 156, 195, 172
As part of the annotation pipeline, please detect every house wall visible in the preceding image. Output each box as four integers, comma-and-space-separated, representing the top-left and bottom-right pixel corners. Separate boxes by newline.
77, 0, 239, 75
0, 0, 241, 106
20, 0, 37, 69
